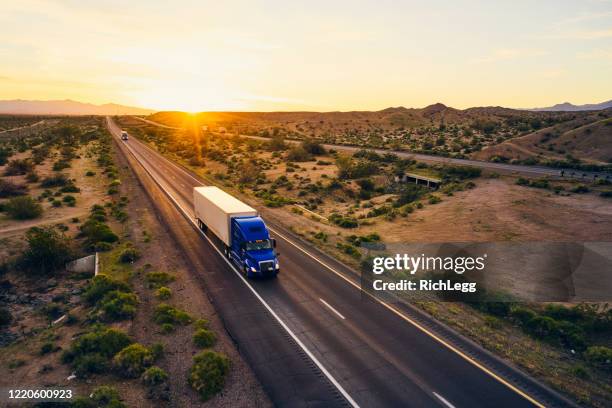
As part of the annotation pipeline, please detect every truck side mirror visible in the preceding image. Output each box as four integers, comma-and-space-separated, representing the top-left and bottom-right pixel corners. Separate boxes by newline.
272, 238, 277, 248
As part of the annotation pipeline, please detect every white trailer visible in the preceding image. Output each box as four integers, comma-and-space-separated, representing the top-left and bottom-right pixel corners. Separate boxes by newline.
193, 186, 258, 246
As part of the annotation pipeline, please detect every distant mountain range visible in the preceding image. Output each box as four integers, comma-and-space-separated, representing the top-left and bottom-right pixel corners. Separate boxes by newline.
530, 99, 612, 112
0, 99, 155, 115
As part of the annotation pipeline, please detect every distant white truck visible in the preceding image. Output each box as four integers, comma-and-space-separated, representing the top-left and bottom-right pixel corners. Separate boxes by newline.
121, 130, 129, 140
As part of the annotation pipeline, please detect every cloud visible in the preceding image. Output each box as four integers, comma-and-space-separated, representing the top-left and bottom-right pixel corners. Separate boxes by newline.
544, 28, 612, 40
555, 11, 612, 25
471, 48, 547, 64
577, 48, 612, 60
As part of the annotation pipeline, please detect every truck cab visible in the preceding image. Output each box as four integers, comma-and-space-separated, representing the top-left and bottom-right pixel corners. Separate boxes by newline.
230, 216, 279, 277
121, 131, 129, 140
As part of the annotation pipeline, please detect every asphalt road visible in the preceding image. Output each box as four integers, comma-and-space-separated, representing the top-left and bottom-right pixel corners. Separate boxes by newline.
108, 117, 578, 408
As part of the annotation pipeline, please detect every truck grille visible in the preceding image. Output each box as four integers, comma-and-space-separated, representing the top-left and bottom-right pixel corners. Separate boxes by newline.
259, 260, 275, 273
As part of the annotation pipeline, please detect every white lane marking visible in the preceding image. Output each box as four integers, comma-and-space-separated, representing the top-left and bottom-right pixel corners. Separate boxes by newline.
433, 392, 456, 408
108, 118, 546, 408
319, 298, 346, 320
109, 120, 360, 408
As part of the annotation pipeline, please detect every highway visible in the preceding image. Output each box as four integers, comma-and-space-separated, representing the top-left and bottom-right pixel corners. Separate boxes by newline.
107, 117, 577, 408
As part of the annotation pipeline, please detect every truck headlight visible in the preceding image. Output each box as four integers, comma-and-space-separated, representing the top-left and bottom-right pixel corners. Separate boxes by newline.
275, 262, 280, 269
250, 266, 257, 272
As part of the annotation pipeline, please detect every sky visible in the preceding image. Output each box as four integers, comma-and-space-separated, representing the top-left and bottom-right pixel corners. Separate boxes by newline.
1, 0, 611, 112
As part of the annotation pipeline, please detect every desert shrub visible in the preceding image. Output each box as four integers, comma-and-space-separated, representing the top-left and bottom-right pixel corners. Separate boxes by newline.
286, 146, 312, 162
153, 303, 192, 326
98, 290, 138, 321
18, 226, 72, 275
194, 318, 209, 330
39, 341, 57, 355
510, 306, 537, 325
301, 139, 326, 155
112, 343, 154, 378
40, 173, 69, 187
193, 328, 217, 348
524, 315, 558, 339
62, 327, 132, 377
161, 323, 174, 333
145, 271, 175, 288
0, 179, 27, 198
60, 182, 80, 193
4, 159, 33, 175
571, 184, 590, 193
83, 275, 131, 305
0, 307, 13, 326
441, 166, 481, 180
585, 346, 612, 372
42, 302, 64, 320
79, 220, 118, 245
5, 196, 42, 219
329, 213, 358, 228
356, 178, 375, 191
395, 185, 425, 206
72, 385, 126, 408
428, 195, 441, 204
62, 194, 76, 206
600, 190, 612, 198
93, 241, 113, 252
118, 247, 141, 263
85, 170, 96, 177
188, 351, 230, 401
52, 199, 62, 207
155, 286, 172, 300
143, 366, 168, 386
25, 171, 39, 183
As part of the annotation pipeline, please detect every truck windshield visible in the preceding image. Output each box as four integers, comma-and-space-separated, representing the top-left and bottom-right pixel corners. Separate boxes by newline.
245, 240, 272, 251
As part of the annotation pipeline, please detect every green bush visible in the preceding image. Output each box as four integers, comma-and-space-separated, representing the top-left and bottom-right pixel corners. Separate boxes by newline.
85, 170, 96, 177
4, 159, 33, 175
155, 286, 172, 300
188, 351, 230, 401
194, 318, 209, 330
145, 271, 175, 288
286, 146, 312, 162
40, 173, 69, 188
18, 226, 72, 275
79, 220, 119, 245
52, 199, 62, 207
98, 290, 138, 321
72, 385, 126, 408
585, 346, 612, 372
5, 196, 43, 219
510, 306, 536, 325
62, 327, 132, 377
193, 328, 217, 348
83, 275, 131, 305
161, 323, 175, 333
62, 195, 76, 206
153, 303, 192, 326
0, 307, 12, 326
0, 179, 28, 198
525, 315, 558, 339
112, 343, 154, 378
142, 366, 168, 386
118, 247, 141, 263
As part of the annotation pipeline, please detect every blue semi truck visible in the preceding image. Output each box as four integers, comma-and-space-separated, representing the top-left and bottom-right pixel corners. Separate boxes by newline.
194, 186, 279, 278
